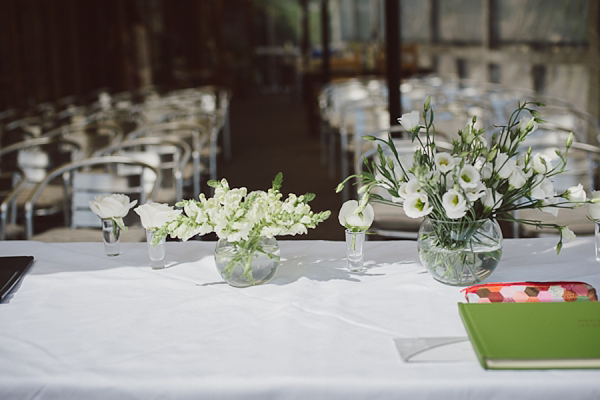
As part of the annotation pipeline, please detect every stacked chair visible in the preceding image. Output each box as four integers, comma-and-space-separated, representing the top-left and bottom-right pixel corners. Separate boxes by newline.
0, 84, 231, 241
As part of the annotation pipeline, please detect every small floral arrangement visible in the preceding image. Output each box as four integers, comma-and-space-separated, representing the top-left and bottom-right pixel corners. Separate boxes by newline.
337, 98, 591, 253
89, 194, 137, 231
338, 200, 375, 232
339, 200, 374, 259
152, 173, 330, 282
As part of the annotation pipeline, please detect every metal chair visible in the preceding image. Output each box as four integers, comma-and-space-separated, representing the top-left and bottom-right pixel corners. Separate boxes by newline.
514, 133, 600, 238
43, 120, 124, 157
92, 136, 191, 205
127, 121, 209, 197
0, 137, 84, 240
25, 156, 162, 242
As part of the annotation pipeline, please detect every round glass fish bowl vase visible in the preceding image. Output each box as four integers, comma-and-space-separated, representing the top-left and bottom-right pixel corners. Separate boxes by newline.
214, 236, 281, 288
417, 218, 503, 286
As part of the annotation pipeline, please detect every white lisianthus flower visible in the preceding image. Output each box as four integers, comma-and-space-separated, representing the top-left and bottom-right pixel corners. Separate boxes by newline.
563, 184, 587, 203
397, 153, 415, 178
458, 165, 480, 189
398, 178, 422, 199
398, 110, 420, 132
481, 188, 502, 211
338, 200, 375, 231
465, 182, 486, 202
134, 202, 182, 230
588, 191, 600, 220
540, 196, 559, 217
495, 152, 517, 179
442, 189, 468, 219
532, 153, 553, 174
434, 152, 455, 173
531, 176, 555, 200
560, 226, 576, 242
480, 164, 493, 180
508, 167, 528, 189
403, 193, 433, 218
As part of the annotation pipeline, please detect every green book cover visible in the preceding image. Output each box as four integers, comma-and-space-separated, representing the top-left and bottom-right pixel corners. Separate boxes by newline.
458, 302, 600, 370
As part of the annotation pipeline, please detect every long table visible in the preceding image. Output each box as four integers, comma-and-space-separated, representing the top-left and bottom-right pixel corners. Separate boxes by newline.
1, 237, 599, 399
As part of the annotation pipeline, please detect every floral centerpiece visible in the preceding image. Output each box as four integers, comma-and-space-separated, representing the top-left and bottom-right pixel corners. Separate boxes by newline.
337, 99, 590, 285
152, 173, 330, 286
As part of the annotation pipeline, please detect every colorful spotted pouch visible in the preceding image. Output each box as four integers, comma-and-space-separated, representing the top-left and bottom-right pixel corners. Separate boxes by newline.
463, 281, 598, 303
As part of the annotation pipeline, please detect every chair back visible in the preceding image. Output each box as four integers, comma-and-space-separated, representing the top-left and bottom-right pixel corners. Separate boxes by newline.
24, 156, 162, 239
43, 120, 124, 157
128, 122, 208, 197
93, 136, 191, 203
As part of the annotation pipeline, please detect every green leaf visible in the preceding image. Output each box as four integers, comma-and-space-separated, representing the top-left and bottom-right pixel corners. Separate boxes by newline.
272, 172, 283, 191
303, 192, 316, 202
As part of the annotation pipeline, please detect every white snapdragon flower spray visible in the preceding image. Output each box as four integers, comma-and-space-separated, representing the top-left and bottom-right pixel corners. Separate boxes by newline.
154, 173, 330, 285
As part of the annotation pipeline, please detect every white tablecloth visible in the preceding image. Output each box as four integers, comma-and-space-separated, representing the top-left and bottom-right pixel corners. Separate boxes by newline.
1, 237, 599, 399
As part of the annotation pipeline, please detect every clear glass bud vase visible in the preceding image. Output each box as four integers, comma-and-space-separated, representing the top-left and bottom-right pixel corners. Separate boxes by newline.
345, 229, 366, 272
146, 230, 166, 269
214, 236, 280, 288
417, 218, 503, 286
102, 219, 121, 256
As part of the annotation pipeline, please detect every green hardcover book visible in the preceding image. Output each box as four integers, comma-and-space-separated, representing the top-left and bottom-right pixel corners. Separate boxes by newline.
458, 302, 600, 370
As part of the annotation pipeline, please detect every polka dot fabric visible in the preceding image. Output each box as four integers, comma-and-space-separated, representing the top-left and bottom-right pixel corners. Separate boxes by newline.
463, 281, 598, 303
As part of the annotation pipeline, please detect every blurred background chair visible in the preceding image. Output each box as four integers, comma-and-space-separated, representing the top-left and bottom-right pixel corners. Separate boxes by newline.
127, 121, 208, 197
92, 136, 191, 205
513, 134, 600, 238
0, 137, 84, 240
25, 156, 162, 242
43, 120, 125, 157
